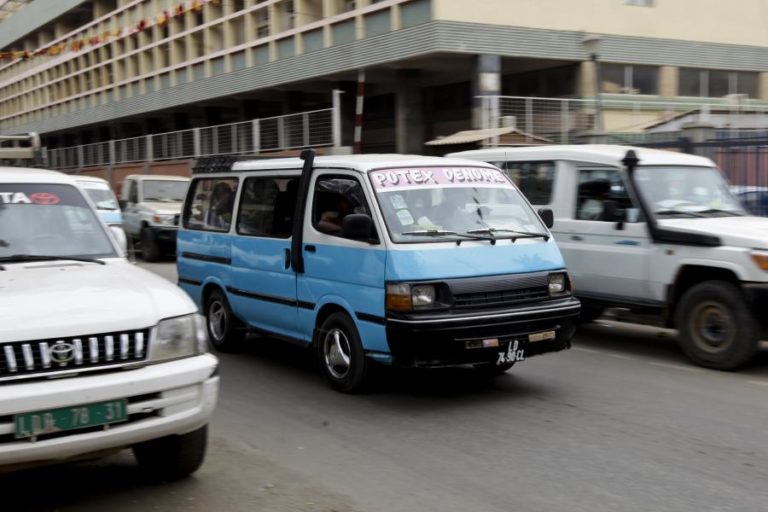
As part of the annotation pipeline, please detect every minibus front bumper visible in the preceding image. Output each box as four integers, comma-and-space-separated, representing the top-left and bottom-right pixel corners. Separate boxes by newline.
385, 298, 580, 367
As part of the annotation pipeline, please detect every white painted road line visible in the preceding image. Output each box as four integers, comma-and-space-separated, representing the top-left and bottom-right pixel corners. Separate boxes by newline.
748, 380, 768, 387
649, 361, 705, 373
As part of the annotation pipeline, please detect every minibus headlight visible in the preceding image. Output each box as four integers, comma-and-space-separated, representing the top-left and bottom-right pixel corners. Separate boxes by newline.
386, 283, 413, 311
412, 285, 436, 308
750, 251, 768, 271
548, 273, 567, 295
150, 314, 208, 362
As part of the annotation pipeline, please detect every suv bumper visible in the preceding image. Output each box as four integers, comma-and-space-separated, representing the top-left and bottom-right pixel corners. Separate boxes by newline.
0, 354, 218, 469
385, 298, 580, 367
148, 225, 179, 248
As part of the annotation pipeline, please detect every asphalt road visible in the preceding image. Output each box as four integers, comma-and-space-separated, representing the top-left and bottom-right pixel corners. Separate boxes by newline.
4, 261, 768, 512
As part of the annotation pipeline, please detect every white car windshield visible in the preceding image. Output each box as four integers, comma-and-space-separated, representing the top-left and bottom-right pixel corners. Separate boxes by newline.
79, 181, 119, 210
0, 184, 116, 259
369, 166, 548, 243
634, 166, 745, 218
142, 180, 188, 202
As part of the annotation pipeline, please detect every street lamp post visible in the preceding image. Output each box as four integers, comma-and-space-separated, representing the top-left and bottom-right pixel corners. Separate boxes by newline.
582, 34, 604, 139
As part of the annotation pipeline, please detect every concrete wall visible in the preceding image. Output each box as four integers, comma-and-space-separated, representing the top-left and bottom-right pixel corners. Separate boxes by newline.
433, 0, 768, 47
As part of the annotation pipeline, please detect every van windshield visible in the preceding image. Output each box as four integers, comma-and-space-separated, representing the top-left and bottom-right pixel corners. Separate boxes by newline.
142, 180, 189, 202
0, 184, 117, 259
369, 167, 547, 243
634, 166, 745, 218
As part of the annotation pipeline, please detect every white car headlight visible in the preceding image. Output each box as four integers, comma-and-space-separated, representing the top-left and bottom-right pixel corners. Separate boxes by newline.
152, 214, 176, 226
150, 314, 208, 362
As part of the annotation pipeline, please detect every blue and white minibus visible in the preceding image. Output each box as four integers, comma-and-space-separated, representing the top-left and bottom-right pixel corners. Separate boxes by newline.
177, 151, 580, 392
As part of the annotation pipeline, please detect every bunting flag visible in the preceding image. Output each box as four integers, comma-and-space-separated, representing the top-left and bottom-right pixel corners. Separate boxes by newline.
1, 0, 223, 63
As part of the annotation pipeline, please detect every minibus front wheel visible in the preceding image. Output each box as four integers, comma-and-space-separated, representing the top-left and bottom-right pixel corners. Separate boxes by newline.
317, 312, 371, 393
205, 288, 245, 352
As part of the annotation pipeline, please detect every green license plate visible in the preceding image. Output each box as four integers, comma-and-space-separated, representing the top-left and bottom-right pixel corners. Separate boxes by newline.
14, 399, 128, 440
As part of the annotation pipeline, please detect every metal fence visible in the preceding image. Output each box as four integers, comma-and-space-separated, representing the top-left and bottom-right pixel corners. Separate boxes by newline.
479, 96, 768, 145
47, 108, 337, 170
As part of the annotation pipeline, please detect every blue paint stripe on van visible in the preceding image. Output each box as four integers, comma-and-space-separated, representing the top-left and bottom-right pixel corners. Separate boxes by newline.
226, 286, 315, 310
182, 252, 231, 265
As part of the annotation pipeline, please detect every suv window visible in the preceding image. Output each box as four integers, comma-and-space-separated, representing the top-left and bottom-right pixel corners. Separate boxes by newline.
312, 175, 372, 238
183, 177, 239, 232
576, 169, 637, 221
490, 161, 554, 204
237, 176, 299, 238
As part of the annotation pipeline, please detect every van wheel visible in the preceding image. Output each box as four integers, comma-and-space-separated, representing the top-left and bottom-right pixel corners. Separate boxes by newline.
317, 312, 370, 393
205, 289, 244, 352
133, 425, 208, 481
676, 281, 759, 370
140, 227, 161, 262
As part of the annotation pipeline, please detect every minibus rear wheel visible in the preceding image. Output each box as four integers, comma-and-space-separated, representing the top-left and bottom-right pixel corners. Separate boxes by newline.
205, 289, 245, 352
317, 312, 370, 393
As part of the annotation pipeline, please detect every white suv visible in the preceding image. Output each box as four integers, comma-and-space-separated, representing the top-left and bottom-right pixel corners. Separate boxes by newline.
451, 145, 768, 370
0, 166, 218, 477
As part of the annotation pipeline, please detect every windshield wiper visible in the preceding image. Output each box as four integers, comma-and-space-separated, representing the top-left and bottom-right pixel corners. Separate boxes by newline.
0, 255, 106, 265
696, 208, 745, 217
401, 229, 496, 245
467, 228, 550, 242
654, 209, 707, 218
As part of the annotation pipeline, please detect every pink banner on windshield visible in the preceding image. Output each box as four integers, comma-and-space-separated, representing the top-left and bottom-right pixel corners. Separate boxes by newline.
369, 167, 512, 191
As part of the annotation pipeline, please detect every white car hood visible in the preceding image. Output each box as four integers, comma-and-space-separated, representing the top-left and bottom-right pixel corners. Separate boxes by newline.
659, 216, 768, 248
0, 260, 195, 343
142, 201, 183, 215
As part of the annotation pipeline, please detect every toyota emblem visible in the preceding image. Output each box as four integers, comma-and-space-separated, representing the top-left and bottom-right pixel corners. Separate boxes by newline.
29, 192, 60, 205
49, 341, 75, 365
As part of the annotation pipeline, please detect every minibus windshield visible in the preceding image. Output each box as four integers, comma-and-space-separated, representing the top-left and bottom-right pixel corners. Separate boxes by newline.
369, 167, 547, 243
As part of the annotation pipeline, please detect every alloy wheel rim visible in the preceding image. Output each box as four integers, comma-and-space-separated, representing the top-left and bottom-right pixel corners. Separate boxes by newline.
209, 301, 227, 342
323, 328, 352, 379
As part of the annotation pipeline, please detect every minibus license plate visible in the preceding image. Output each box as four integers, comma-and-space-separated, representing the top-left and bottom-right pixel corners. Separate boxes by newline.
15, 399, 128, 439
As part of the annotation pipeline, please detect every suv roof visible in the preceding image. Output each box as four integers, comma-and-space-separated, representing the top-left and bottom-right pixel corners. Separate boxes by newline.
231, 154, 500, 173
0, 166, 74, 184
450, 145, 715, 168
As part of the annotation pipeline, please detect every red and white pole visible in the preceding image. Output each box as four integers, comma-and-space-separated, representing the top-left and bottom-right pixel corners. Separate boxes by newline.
354, 69, 365, 154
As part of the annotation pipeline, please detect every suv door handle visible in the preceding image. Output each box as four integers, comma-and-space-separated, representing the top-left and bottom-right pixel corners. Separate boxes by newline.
304, 245, 316, 253
570, 235, 583, 241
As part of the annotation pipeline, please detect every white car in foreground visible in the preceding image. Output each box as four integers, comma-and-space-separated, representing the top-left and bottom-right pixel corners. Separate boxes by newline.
0, 166, 218, 478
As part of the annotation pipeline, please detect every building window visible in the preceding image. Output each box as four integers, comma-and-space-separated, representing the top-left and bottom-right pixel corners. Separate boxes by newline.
679, 68, 758, 98
601, 64, 658, 95
625, 0, 654, 5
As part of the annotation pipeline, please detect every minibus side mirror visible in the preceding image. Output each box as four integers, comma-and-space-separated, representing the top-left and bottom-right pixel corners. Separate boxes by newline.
538, 208, 554, 229
342, 214, 377, 242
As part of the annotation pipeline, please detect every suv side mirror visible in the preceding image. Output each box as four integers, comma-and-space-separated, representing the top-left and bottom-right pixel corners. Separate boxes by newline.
342, 214, 377, 242
538, 208, 554, 229
602, 200, 625, 230
109, 225, 128, 254
118, 199, 127, 209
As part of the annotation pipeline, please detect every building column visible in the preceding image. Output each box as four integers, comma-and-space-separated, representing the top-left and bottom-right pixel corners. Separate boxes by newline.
759, 72, 768, 101
578, 60, 597, 98
659, 66, 678, 98
395, 70, 424, 154
472, 54, 501, 129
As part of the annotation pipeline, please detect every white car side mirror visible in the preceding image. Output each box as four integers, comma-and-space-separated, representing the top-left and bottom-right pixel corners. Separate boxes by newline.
109, 226, 128, 255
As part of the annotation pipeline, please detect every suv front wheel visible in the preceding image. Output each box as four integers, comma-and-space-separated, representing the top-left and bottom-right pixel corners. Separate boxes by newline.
675, 281, 759, 370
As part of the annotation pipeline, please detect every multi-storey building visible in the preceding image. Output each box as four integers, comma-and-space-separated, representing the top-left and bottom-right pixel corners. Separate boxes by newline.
1, 0, 767, 158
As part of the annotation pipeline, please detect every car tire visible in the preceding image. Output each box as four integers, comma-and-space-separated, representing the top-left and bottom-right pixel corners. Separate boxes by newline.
317, 312, 370, 393
133, 425, 208, 481
676, 280, 759, 370
140, 227, 161, 262
205, 289, 245, 352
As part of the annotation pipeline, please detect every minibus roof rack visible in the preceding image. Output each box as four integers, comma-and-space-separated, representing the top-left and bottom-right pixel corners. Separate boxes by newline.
0, 132, 43, 165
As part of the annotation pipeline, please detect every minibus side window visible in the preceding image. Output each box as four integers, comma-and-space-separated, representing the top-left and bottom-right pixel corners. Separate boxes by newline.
183, 177, 239, 232
495, 161, 555, 205
236, 176, 299, 238
312, 175, 373, 239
